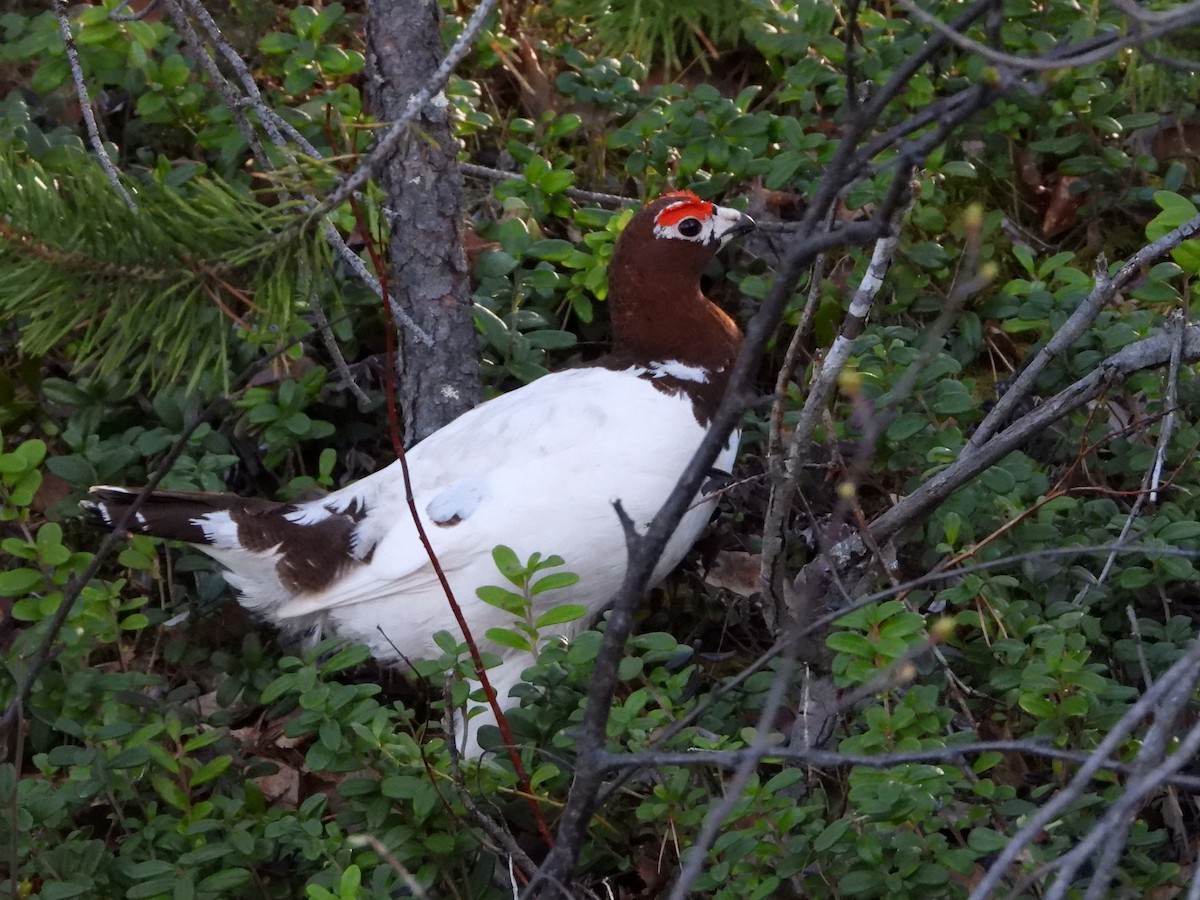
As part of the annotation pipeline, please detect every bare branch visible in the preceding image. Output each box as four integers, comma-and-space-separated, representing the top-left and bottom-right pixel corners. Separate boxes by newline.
972, 212, 1200, 448
52, 0, 137, 210
597, 739, 1200, 793
868, 323, 1200, 546
308, 0, 499, 222
1150, 309, 1186, 501
308, 291, 371, 407
531, 70, 1006, 890
968, 635, 1200, 900
159, 0, 433, 352
1071, 655, 1199, 899
759, 200, 909, 617
898, 0, 1200, 71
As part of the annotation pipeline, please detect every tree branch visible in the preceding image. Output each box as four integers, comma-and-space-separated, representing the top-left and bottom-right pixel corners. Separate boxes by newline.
53, 0, 136, 210
867, 323, 1200, 547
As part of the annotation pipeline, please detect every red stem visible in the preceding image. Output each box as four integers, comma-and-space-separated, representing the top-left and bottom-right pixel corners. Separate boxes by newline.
327, 108, 554, 848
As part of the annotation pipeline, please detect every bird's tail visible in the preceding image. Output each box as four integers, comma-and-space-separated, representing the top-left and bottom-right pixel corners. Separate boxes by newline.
82, 485, 279, 545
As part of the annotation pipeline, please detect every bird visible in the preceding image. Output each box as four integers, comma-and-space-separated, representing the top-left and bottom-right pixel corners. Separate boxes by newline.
84, 191, 756, 754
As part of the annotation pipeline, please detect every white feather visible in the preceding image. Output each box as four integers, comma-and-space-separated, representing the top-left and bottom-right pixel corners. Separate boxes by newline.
193, 366, 737, 752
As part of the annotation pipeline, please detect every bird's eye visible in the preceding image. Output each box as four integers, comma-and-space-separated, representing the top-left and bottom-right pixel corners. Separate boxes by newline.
677, 217, 703, 237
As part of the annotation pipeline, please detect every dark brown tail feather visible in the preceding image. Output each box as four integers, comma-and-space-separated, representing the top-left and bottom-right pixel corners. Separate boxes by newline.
82, 486, 281, 544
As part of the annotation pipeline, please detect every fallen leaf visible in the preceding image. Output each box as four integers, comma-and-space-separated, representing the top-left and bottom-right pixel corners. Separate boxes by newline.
704, 550, 761, 597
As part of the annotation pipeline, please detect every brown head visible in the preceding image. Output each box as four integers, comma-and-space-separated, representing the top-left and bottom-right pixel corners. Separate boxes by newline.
607, 191, 756, 380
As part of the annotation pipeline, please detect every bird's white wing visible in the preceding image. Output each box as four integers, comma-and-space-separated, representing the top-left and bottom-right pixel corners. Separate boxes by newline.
271, 366, 725, 620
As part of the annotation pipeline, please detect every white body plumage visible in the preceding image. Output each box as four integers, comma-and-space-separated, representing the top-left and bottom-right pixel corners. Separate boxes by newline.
194, 365, 736, 749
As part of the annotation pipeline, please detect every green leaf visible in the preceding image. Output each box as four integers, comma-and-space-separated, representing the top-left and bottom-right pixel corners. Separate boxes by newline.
617, 656, 643, 679
310, 2, 345, 39
548, 113, 582, 139
120, 614, 150, 631
679, 140, 707, 173
524, 155, 551, 185
530, 571, 580, 595
475, 250, 518, 278
158, 54, 191, 91
260, 673, 298, 704
152, 774, 191, 812
320, 643, 370, 674
289, 6, 318, 36
980, 467, 1015, 494
195, 869, 251, 892
1118, 566, 1155, 589
930, 381, 975, 415
1012, 243, 1035, 275
940, 160, 977, 178
1018, 693, 1056, 718
136, 91, 168, 119
76, 20, 120, 45
539, 170, 574, 194
484, 628, 533, 652
491, 544, 525, 582
38, 882, 92, 900
524, 330, 577, 350
886, 413, 927, 442
1157, 521, 1200, 542
124, 19, 158, 49
813, 817, 852, 852
127, 878, 179, 899
319, 719, 341, 751
190, 755, 232, 787
525, 239, 576, 262
476, 585, 526, 614
826, 631, 874, 656
534, 603, 588, 628
942, 511, 961, 546
30, 57, 69, 94
259, 32, 297, 54
0, 567, 43, 596
968, 827, 1010, 852
432, 630, 460, 655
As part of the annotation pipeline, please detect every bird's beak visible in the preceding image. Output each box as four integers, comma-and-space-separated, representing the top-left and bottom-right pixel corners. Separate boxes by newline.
728, 212, 757, 239
714, 207, 757, 246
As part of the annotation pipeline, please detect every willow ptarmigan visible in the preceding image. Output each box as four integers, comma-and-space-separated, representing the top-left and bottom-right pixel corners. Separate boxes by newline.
85, 191, 756, 754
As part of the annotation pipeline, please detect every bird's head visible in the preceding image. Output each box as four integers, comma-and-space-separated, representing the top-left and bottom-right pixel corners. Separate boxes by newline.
610, 191, 756, 290
605, 191, 756, 383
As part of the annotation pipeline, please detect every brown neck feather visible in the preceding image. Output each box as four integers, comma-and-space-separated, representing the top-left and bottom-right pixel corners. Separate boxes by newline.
605, 197, 743, 379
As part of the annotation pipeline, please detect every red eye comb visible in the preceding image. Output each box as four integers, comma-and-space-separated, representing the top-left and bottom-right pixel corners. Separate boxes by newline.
656, 191, 714, 227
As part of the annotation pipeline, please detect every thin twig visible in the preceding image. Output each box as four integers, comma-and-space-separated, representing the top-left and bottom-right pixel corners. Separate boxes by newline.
308, 290, 371, 407
1071, 655, 1198, 900
530, 73, 1003, 893
346, 834, 431, 898
1150, 309, 1185, 501
766, 205, 837, 462
168, 0, 433, 349
968, 634, 1200, 900
867, 323, 1200, 546
52, 0, 137, 210
759, 200, 909, 617
897, 0, 1200, 72
7, 700, 21, 900
598, 738, 1200, 792
307, 0, 500, 222
973, 210, 1200, 448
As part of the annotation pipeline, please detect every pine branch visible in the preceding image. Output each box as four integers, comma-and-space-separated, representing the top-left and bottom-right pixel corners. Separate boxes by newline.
0, 149, 331, 390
